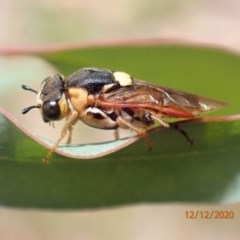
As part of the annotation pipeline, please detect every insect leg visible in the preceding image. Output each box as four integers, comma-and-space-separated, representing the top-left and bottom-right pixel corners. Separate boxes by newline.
150, 114, 170, 128
116, 116, 146, 135
169, 122, 193, 145
66, 125, 73, 144
65, 116, 79, 144
44, 111, 79, 163
150, 113, 193, 145
114, 128, 120, 140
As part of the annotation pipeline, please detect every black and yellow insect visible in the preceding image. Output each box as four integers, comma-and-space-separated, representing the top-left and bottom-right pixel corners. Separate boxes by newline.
22, 67, 226, 162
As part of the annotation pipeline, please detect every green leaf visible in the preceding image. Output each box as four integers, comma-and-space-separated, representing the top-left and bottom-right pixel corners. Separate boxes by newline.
1, 44, 240, 209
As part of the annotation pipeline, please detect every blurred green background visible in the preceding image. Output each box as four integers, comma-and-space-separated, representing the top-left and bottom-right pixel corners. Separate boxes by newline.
1, 0, 240, 239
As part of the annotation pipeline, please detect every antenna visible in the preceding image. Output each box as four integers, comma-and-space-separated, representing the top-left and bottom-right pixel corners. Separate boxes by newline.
22, 84, 38, 94
22, 105, 41, 114
21, 84, 40, 114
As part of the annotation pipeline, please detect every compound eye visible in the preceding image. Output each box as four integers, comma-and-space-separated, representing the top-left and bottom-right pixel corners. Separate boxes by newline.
42, 100, 60, 121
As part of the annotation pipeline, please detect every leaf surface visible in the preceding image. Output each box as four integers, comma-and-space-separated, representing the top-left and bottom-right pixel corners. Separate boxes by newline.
1, 44, 240, 208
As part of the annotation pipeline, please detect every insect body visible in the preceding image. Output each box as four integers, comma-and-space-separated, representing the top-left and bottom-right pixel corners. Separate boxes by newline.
22, 67, 226, 162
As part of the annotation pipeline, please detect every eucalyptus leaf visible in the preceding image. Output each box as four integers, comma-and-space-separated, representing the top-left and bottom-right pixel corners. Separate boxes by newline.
0, 44, 240, 209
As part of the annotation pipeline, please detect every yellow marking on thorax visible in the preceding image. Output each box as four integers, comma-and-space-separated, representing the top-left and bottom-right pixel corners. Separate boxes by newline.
113, 71, 133, 86
68, 88, 89, 113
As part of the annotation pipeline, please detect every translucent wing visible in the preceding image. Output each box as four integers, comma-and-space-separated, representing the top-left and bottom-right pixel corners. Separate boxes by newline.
98, 80, 227, 118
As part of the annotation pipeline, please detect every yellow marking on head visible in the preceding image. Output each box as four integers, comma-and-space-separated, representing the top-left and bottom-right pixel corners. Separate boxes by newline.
113, 71, 133, 86
58, 93, 69, 119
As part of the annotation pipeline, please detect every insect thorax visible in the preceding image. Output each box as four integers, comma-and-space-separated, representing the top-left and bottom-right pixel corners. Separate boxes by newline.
66, 68, 133, 94
66, 68, 154, 130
